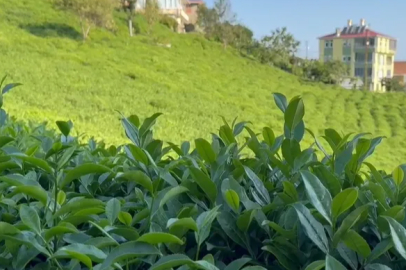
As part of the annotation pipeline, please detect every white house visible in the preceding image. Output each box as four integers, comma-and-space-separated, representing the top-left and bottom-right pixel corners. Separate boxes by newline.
135, 0, 189, 32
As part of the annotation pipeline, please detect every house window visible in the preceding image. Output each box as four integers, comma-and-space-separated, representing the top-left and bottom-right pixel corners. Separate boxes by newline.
355, 68, 372, 77
378, 70, 383, 79
390, 40, 397, 50
387, 70, 392, 77
355, 52, 372, 63
343, 40, 351, 47
324, 55, 332, 62
387, 56, 393, 65
342, 56, 351, 62
325, 40, 333, 48
355, 68, 364, 77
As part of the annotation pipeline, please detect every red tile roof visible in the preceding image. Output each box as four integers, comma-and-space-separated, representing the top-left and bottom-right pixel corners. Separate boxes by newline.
394, 62, 406, 75
320, 30, 391, 40
319, 28, 393, 40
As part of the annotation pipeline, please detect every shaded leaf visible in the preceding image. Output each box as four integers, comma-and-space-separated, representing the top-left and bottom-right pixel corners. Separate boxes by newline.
292, 203, 328, 253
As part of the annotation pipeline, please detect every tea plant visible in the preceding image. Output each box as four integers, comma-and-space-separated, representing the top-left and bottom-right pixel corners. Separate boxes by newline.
0, 80, 405, 269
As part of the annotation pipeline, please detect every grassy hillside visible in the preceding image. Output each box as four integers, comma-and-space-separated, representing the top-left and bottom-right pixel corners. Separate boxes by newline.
1, 0, 406, 170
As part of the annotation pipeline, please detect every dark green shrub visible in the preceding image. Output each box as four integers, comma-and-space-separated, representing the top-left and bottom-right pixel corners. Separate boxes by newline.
159, 15, 178, 32
0, 78, 405, 269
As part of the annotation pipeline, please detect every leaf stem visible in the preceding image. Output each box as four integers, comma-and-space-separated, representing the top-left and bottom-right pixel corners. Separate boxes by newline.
195, 244, 201, 261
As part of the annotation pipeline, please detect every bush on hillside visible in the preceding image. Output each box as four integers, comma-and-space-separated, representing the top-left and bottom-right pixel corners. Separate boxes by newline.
160, 15, 178, 32
0, 78, 406, 269
56, 0, 118, 40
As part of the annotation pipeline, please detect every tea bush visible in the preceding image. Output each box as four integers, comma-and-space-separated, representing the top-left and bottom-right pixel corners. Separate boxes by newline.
0, 80, 406, 269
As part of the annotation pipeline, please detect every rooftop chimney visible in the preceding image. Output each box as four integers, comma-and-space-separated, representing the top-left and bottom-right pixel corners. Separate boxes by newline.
347, 19, 352, 26
361, 19, 366, 26
336, 28, 341, 37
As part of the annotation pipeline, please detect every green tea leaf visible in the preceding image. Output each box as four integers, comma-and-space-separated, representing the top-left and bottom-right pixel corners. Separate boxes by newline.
382, 216, 406, 260
195, 138, 216, 163
365, 264, 392, 270
366, 238, 393, 264
20, 205, 41, 235
325, 255, 347, 270
125, 144, 149, 164
66, 251, 93, 269
57, 146, 76, 170
11, 154, 53, 174
57, 190, 66, 205
116, 171, 153, 195
392, 166, 404, 187
53, 243, 106, 263
262, 127, 275, 146
159, 186, 189, 208
14, 186, 48, 205
273, 93, 288, 113
224, 189, 240, 212
193, 260, 220, 270
261, 221, 295, 239
262, 245, 298, 270
106, 198, 121, 225
189, 167, 217, 204
332, 188, 358, 221
342, 230, 371, 258
139, 113, 162, 138
244, 166, 270, 205
292, 203, 328, 253
44, 223, 78, 242
167, 217, 198, 232
13, 246, 40, 270
118, 211, 132, 226
282, 181, 298, 203
196, 206, 221, 246
0, 136, 13, 148
54, 198, 104, 218
99, 241, 160, 270
300, 170, 332, 225
0, 222, 20, 235
304, 260, 325, 270
237, 209, 256, 232
150, 254, 193, 270
56, 121, 72, 137
137, 232, 183, 245
224, 258, 251, 270
121, 115, 140, 146
333, 204, 370, 247
61, 163, 112, 187
285, 96, 305, 132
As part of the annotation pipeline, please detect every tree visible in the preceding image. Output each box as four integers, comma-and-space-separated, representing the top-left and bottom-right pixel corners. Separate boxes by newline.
197, 0, 238, 48
144, 0, 160, 34
197, 4, 219, 38
382, 77, 405, 92
122, 0, 137, 36
58, 0, 118, 40
301, 60, 349, 85
259, 27, 300, 70
214, 0, 235, 23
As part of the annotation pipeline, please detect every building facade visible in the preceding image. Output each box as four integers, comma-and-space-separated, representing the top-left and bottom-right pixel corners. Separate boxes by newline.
182, 0, 204, 25
394, 61, 406, 85
319, 19, 397, 92
135, 0, 190, 32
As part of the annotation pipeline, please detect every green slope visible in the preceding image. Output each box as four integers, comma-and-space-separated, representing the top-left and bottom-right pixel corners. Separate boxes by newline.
1, 0, 406, 170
